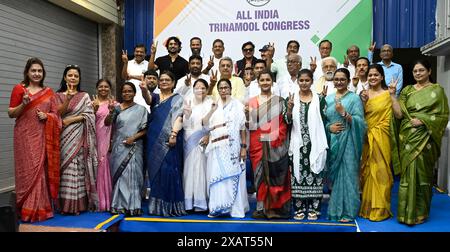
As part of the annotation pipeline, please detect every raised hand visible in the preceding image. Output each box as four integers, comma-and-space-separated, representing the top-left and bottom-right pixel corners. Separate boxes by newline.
210, 99, 218, 113
369, 41, 376, 52
22, 89, 30, 105
360, 85, 369, 103
267, 42, 275, 58
36, 108, 47, 121
207, 55, 214, 69
233, 70, 242, 78
183, 100, 192, 117
352, 76, 359, 88
66, 85, 76, 100
335, 100, 345, 115
287, 93, 294, 112
121, 50, 128, 63
140, 75, 148, 91
185, 74, 192, 87
108, 95, 116, 113
210, 70, 218, 85
91, 94, 100, 112
343, 55, 349, 68
151, 40, 158, 55
389, 78, 399, 96
310, 56, 317, 73
321, 85, 328, 97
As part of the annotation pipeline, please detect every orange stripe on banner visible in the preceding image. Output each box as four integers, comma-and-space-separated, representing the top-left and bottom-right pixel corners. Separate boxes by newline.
154, 0, 191, 38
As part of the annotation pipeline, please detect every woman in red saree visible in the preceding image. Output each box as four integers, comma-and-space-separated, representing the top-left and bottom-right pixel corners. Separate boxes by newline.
248, 70, 291, 219
8, 58, 61, 222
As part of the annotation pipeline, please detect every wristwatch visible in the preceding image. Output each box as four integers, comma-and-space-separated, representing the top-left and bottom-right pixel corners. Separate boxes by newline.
240, 143, 247, 148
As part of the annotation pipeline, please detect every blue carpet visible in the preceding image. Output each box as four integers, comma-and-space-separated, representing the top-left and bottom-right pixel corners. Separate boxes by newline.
357, 181, 450, 232
118, 197, 357, 232
25, 212, 124, 231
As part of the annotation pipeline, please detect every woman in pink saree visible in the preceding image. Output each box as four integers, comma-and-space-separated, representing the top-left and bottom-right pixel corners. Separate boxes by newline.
92, 79, 116, 211
56, 65, 98, 214
8, 58, 61, 222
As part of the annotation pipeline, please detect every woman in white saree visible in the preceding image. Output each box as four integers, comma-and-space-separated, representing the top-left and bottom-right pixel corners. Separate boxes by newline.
203, 78, 249, 218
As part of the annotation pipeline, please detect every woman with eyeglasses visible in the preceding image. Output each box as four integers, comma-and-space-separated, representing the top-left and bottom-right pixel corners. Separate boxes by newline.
203, 78, 249, 218
182, 79, 212, 212
146, 71, 186, 216
359, 64, 393, 221
287, 69, 328, 221
56, 64, 98, 215
248, 70, 291, 219
8, 58, 61, 222
390, 59, 449, 225
106, 82, 147, 216
325, 68, 366, 223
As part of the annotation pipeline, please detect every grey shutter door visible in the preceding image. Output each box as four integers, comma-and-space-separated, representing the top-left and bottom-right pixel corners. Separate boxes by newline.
0, 0, 99, 192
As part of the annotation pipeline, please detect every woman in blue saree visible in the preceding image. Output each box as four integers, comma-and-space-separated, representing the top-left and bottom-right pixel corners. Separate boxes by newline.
325, 68, 366, 222
146, 71, 186, 216
106, 82, 147, 216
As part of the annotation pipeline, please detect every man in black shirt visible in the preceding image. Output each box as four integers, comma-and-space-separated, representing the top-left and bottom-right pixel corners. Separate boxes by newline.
148, 36, 189, 81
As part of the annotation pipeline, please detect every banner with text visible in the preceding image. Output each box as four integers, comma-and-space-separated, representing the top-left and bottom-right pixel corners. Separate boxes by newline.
154, 0, 372, 65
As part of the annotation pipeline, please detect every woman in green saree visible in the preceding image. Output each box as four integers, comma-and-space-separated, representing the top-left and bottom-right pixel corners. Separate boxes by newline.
390, 59, 449, 225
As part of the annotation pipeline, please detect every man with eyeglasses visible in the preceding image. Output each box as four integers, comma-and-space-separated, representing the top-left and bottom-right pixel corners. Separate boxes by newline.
277, 54, 302, 99
312, 56, 338, 96
208, 57, 246, 102
368, 43, 403, 96
121, 44, 150, 111
270, 40, 300, 83
312, 40, 333, 81
235, 41, 258, 79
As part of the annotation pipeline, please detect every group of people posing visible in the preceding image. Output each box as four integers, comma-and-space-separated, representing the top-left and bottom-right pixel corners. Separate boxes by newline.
9, 36, 449, 227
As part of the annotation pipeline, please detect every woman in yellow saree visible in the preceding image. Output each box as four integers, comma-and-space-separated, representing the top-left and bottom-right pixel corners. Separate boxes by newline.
390, 59, 449, 225
359, 64, 393, 221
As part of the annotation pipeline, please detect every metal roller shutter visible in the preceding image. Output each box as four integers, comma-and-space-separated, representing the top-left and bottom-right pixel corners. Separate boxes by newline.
0, 0, 99, 192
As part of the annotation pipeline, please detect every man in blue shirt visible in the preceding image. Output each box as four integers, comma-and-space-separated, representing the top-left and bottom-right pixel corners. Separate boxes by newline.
368, 43, 403, 96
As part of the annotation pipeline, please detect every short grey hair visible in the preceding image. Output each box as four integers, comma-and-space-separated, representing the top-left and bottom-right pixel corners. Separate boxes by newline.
288, 54, 302, 64
219, 56, 233, 65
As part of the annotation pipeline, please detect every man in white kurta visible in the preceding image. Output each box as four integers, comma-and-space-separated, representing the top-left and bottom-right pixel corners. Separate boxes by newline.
121, 44, 150, 111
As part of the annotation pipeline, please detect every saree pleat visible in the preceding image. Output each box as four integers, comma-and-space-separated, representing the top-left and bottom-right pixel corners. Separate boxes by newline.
110, 104, 147, 216
58, 92, 98, 214
359, 91, 393, 221
249, 96, 291, 218
12, 86, 61, 222
325, 92, 366, 222
391, 84, 449, 225
146, 94, 187, 216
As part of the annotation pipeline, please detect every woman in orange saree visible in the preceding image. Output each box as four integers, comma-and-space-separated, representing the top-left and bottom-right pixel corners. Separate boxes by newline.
8, 58, 61, 222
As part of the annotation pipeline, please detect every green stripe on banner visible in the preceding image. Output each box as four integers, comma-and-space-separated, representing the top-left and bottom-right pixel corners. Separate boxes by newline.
314, 0, 372, 60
